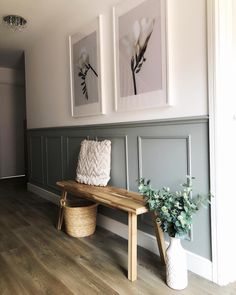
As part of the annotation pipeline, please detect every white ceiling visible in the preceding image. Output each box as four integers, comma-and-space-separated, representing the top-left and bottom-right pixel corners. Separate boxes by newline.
0, 0, 75, 51
0, 0, 121, 68
0, 0, 121, 50
0, 0, 76, 68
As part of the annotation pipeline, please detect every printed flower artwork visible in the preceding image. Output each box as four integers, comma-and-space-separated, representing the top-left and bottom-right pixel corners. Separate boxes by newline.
115, 0, 167, 111
121, 17, 155, 95
77, 47, 98, 100
69, 18, 104, 117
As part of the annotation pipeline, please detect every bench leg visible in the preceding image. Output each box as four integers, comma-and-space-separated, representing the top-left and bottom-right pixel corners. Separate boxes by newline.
128, 212, 137, 281
57, 190, 67, 230
152, 212, 166, 264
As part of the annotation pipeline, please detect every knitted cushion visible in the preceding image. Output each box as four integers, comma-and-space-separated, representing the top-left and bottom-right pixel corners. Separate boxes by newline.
76, 139, 111, 186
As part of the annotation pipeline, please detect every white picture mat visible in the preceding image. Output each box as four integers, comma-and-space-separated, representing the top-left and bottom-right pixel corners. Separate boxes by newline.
69, 15, 105, 117
113, 0, 170, 112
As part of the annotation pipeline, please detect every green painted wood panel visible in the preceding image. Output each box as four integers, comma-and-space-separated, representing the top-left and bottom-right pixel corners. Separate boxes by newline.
27, 117, 210, 260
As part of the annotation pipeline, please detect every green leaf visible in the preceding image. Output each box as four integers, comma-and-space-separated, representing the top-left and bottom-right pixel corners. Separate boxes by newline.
137, 176, 210, 237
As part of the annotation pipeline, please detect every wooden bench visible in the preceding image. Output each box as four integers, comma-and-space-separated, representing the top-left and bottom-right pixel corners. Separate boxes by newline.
56, 180, 166, 282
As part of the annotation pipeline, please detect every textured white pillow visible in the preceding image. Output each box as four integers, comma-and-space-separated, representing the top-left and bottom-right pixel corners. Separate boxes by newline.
76, 139, 111, 186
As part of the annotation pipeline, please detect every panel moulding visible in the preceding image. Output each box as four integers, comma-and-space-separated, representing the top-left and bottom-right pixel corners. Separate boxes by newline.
66, 136, 85, 177
45, 136, 64, 190
137, 135, 193, 241
29, 135, 44, 185
98, 135, 129, 190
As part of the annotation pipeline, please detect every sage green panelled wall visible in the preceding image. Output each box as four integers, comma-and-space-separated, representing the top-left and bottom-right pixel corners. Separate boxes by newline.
27, 117, 211, 260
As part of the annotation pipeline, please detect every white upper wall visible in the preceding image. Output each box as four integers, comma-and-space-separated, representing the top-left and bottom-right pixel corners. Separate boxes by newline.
233, 1, 236, 68
25, 0, 208, 129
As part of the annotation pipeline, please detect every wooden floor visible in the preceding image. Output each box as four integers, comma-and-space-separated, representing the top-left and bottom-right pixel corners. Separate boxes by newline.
0, 179, 235, 295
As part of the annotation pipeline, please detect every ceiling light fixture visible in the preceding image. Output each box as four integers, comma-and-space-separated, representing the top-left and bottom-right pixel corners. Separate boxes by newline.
2, 15, 27, 31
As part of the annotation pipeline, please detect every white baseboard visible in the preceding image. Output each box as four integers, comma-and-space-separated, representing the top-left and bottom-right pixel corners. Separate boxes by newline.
27, 182, 213, 281
28, 183, 60, 205
0, 174, 25, 179
97, 214, 213, 281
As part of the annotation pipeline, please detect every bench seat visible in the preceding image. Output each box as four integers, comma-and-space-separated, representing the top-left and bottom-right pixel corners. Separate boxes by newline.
56, 180, 166, 282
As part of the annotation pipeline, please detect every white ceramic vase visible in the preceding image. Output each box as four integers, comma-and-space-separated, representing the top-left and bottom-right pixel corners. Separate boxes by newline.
166, 237, 188, 290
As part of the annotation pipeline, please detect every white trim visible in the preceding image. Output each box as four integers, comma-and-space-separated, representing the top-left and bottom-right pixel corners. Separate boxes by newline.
27, 182, 213, 281
0, 175, 25, 179
207, 0, 236, 286
97, 214, 212, 281
27, 183, 60, 205
207, 0, 218, 284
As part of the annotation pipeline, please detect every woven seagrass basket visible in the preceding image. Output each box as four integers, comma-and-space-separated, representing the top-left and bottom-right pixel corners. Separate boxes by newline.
64, 199, 98, 238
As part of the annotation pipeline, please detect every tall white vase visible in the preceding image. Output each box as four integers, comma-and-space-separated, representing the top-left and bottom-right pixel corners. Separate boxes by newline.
166, 237, 188, 290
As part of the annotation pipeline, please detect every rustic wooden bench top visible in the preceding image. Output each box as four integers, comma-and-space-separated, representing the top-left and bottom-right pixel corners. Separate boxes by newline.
56, 180, 148, 215
56, 180, 166, 282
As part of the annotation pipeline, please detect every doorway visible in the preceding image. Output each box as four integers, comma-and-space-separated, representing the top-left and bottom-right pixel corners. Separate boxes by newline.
0, 49, 27, 180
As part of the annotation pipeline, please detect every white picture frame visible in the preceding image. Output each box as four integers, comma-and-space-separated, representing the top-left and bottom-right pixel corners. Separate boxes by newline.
69, 15, 105, 117
113, 0, 170, 112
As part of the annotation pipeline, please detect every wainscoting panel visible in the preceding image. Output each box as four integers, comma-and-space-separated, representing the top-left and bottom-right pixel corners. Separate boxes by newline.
138, 135, 193, 240
45, 136, 64, 190
29, 136, 44, 185
66, 136, 84, 179
138, 135, 191, 188
99, 135, 129, 189
27, 117, 210, 260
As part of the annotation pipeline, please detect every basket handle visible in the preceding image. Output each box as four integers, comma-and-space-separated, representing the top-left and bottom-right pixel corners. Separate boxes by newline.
60, 199, 66, 207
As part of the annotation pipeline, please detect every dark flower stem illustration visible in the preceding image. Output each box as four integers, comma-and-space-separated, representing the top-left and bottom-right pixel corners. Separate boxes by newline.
122, 18, 155, 95
131, 60, 137, 95
131, 33, 152, 95
77, 49, 98, 100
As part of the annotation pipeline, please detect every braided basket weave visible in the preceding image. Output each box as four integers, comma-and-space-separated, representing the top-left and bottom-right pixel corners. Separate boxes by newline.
64, 200, 98, 238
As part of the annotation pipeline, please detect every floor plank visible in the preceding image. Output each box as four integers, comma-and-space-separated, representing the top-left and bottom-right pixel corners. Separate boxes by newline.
0, 178, 235, 295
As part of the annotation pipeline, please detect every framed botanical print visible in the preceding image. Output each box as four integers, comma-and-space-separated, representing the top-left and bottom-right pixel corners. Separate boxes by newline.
113, 0, 169, 112
69, 15, 105, 117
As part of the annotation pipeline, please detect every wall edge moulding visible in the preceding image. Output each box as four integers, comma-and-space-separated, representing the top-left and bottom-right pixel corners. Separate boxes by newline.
69, 15, 105, 117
